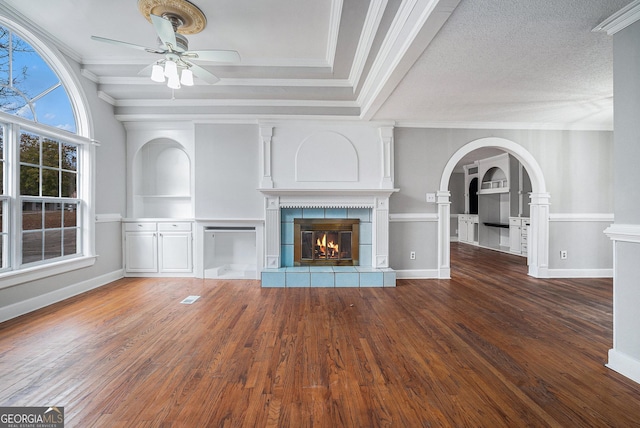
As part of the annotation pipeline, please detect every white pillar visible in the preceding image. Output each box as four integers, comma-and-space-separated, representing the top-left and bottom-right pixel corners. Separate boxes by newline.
528, 192, 550, 278
437, 190, 451, 279
379, 126, 394, 189
264, 196, 280, 268
373, 197, 390, 268
260, 126, 274, 188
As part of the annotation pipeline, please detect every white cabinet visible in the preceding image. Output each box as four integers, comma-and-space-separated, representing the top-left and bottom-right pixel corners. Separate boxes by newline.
458, 215, 478, 244
124, 221, 193, 276
509, 217, 529, 255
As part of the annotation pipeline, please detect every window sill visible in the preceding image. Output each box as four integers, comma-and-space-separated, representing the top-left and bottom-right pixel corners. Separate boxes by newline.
0, 256, 97, 290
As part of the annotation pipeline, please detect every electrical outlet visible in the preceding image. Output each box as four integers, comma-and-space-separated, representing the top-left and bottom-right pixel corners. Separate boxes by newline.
410, 251, 416, 260
560, 250, 568, 260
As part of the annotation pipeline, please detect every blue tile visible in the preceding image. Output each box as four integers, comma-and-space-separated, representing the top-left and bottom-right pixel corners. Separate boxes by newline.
311, 272, 334, 287
281, 244, 294, 267
281, 208, 302, 222
261, 271, 286, 287
359, 245, 372, 267
281, 222, 294, 245
359, 222, 372, 244
302, 208, 325, 218
348, 208, 371, 222
324, 208, 347, 218
335, 272, 359, 287
332, 266, 357, 272
383, 270, 397, 287
360, 272, 383, 287
286, 272, 310, 287
286, 266, 309, 272
310, 266, 334, 272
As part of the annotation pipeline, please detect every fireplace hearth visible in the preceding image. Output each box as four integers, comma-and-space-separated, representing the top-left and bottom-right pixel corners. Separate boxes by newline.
294, 218, 359, 266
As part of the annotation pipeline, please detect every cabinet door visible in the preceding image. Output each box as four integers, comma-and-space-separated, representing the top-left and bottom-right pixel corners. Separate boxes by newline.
509, 226, 521, 254
159, 233, 193, 273
466, 221, 476, 243
125, 232, 158, 272
458, 217, 468, 242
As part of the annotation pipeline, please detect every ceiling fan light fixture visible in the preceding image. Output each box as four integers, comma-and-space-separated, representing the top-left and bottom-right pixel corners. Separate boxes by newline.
167, 74, 181, 89
164, 60, 178, 79
180, 68, 194, 86
151, 63, 165, 82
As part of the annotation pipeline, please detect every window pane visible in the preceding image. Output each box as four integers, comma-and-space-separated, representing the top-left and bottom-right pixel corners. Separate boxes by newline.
0, 27, 8, 85
44, 230, 62, 260
22, 230, 43, 264
35, 87, 77, 133
61, 171, 76, 198
20, 165, 40, 195
0, 202, 3, 232
63, 202, 78, 227
22, 201, 42, 230
63, 228, 77, 256
41, 168, 59, 197
44, 202, 62, 229
61, 143, 77, 171
0, 87, 34, 119
11, 32, 59, 97
42, 138, 59, 168
20, 132, 40, 165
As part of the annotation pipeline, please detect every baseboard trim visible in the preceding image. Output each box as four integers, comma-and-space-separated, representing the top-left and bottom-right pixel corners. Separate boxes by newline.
395, 269, 440, 279
607, 348, 640, 385
546, 268, 613, 278
0, 269, 124, 323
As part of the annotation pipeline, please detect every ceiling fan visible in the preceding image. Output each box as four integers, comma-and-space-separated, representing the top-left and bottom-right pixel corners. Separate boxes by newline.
91, 0, 240, 87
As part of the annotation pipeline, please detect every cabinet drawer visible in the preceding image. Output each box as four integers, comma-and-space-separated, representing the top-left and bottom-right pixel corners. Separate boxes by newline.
158, 222, 192, 232
509, 217, 520, 226
125, 222, 156, 231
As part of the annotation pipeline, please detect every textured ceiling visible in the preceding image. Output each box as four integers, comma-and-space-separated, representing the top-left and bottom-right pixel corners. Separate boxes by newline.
0, 0, 633, 129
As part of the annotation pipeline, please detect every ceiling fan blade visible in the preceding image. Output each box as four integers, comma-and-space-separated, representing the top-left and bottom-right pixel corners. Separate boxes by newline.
137, 63, 154, 76
187, 63, 220, 84
90, 35, 165, 54
150, 14, 178, 51
184, 50, 241, 63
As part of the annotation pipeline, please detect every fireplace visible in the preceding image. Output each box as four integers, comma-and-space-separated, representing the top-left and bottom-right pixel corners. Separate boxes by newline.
294, 218, 359, 266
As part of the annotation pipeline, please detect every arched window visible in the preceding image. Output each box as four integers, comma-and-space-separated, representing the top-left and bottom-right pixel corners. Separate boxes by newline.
0, 20, 93, 279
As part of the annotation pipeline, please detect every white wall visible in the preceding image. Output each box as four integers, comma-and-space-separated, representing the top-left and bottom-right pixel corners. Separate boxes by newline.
194, 124, 263, 219
606, 17, 640, 385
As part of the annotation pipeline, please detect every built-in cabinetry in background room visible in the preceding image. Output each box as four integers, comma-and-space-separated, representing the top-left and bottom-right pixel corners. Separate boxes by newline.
456, 152, 531, 257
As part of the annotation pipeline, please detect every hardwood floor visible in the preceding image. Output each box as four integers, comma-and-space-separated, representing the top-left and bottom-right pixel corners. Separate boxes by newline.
1, 243, 639, 427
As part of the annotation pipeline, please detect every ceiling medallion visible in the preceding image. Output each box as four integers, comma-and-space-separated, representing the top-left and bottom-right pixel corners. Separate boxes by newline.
137, 0, 206, 35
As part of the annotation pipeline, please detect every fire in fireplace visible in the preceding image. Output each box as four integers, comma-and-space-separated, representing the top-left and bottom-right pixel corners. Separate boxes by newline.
294, 218, 359, 266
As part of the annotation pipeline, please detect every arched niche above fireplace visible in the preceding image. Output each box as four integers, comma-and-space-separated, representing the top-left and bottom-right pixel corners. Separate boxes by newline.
295, 131, 358, 182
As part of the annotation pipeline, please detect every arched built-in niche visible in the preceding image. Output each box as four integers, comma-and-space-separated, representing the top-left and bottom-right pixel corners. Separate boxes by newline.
437, 137, 550, 279
133, 138, 192, 218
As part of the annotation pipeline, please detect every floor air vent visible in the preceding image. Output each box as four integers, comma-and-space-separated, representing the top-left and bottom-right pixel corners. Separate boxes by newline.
180, 295, 200, 304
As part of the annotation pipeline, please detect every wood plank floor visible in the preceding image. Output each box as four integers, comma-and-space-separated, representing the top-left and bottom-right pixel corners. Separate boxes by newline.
1, 243, 640, 427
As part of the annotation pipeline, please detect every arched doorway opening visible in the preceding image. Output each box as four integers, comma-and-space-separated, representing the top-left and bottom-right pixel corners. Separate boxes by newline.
437, 137, 550, 278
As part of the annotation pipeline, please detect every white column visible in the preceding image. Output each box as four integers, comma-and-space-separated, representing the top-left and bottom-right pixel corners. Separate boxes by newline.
264, 196, 280, 268
372, 197, 390, 268
260, 126, 274, 188
379, 126, 394, 189
437, 190, 451, 279
528, 192, 550, 278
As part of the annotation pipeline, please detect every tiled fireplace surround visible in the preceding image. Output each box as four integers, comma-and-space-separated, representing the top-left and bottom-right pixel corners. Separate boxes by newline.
260, 190, 397, 288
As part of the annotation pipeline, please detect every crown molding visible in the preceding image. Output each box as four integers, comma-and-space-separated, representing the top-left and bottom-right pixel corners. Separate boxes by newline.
592, 0, 640, 35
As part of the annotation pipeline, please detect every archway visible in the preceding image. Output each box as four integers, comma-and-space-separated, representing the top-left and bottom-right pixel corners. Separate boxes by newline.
437, 137, 550, 278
